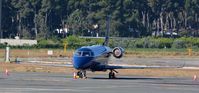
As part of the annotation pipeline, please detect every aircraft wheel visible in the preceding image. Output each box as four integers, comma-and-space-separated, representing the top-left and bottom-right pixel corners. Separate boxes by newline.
82, 70, 87, 79
77, 71, 87, 79
109, 71, 115, 79
77, 71, 83, 78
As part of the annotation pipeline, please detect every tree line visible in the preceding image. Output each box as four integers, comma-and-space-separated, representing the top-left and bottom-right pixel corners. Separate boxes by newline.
1, 0, 199, 39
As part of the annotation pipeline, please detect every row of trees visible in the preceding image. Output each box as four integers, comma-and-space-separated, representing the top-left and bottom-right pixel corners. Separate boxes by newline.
1, 0, 199, 39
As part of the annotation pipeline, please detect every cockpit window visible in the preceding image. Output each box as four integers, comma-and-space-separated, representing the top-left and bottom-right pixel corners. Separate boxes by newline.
75, 51, 94, 57
75, 51, 82, 56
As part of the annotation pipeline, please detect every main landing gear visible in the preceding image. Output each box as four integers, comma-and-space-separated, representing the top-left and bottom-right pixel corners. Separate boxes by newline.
109, 69, 118, 79
76, 70, 87, 79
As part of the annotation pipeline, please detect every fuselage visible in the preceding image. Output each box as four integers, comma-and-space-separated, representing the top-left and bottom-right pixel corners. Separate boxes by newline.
73, 45, 111, 71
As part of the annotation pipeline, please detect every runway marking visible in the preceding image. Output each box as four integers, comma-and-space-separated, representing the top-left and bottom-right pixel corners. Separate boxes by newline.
0, 85, 143, 92
181, 67, 199, 69
20, 78, 72, 82
0, 88, 90, 92
158, 84, 177, 87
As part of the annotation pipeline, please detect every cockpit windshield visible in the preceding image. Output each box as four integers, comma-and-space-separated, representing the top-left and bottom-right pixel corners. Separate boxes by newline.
75, 51, 82, 56
75, 51, 94, 57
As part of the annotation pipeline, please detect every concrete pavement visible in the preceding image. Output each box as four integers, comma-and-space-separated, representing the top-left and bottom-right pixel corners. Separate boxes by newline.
0, 72, 199, 93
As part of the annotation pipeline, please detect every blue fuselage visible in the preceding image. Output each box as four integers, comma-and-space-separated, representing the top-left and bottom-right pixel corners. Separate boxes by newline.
73, 45, 111, 71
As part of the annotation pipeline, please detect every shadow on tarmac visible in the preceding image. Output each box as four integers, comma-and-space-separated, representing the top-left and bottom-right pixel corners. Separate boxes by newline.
91, 77, 199, 86
0, 78, 6, 79
151, 82, 199, 86
90, 77, 163, 80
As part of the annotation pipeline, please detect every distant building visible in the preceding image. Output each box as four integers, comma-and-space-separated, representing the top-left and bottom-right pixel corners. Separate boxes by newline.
163, 32, 179, 38
0, 39, 37, 46
54, 28, 68, 34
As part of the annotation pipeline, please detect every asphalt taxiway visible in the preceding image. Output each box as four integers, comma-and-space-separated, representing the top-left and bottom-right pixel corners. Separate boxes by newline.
0, 72, 199, 93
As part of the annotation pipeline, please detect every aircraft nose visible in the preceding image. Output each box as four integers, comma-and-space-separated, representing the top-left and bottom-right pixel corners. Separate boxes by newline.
73, 57, 93, 69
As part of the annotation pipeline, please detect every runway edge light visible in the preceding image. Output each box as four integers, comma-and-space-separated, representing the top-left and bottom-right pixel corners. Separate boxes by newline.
4, 69, 10, 77
192, 75, 197, 81
73, 72, 79, 79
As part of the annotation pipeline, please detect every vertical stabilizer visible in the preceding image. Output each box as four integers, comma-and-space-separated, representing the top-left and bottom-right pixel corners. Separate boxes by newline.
103, 15, 110, 46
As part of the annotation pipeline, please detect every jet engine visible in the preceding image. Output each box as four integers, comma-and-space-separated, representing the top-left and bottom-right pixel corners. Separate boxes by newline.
112, 47, 124, 58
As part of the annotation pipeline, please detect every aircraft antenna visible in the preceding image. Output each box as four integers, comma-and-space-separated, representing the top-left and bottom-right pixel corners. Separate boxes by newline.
103, 15, 110, 46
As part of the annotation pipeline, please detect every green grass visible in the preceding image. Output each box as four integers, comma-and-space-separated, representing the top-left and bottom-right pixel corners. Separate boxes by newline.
0, 48, 199, 59
125, 48, 199, 58
125, 48, 199, 52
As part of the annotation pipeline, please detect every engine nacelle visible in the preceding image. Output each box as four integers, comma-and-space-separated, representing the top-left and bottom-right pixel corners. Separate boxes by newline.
112, 47, 124, 58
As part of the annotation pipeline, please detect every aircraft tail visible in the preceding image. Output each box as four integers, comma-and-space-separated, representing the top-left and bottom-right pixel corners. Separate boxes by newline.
103, 15, 110, 46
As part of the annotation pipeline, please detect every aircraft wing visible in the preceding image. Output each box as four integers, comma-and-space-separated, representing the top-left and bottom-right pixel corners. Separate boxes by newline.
45, 64, 73, 67
103, 64, 183, 69
20, 62, 73, 67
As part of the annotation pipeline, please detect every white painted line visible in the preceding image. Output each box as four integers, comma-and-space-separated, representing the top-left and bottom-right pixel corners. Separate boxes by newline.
0, 88, 89, 92
181, 67, 199, 70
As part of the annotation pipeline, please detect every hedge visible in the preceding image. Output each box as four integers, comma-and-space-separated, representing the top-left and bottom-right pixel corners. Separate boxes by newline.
1, 36, 199, 49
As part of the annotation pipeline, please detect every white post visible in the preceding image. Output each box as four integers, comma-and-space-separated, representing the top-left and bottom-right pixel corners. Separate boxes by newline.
5, 46, 10, 62
0, 0, 2, 38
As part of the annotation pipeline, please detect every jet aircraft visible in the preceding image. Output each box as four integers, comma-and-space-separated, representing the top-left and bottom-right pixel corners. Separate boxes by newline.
72, 16, 181, 79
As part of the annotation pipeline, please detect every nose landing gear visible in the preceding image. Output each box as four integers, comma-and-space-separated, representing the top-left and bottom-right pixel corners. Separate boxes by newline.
76, 70, 87, 79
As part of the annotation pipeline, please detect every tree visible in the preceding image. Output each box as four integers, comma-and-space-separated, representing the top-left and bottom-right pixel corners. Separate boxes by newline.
1, 0, 199, 39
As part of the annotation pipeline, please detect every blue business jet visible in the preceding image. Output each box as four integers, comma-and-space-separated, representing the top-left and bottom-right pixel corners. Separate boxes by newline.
72, 16, 181, 79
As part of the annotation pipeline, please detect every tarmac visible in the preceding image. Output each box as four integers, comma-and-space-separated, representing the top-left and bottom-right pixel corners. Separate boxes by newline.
1, 72, 199, 93
111, 57, 199, 67
17, 57, 199, 68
